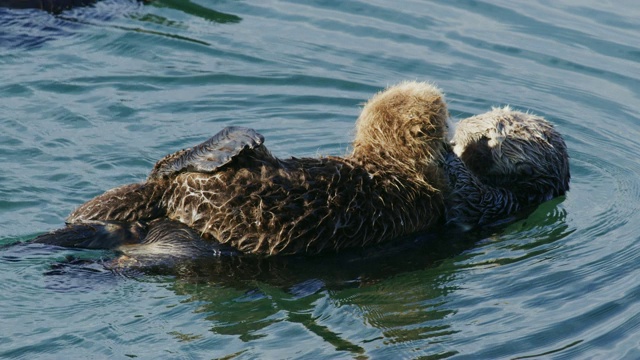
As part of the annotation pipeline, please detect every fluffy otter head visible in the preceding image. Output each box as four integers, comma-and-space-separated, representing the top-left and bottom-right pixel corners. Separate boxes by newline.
452, 106, 570, 204
352, 81, 450, 185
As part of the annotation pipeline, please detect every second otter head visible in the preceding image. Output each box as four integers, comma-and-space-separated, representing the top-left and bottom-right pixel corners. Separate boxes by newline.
451, 106, 570, 204
352, 81, 450, 180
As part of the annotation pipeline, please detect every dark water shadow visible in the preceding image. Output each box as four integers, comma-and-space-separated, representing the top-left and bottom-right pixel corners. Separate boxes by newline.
154, 200, 568, 356
0, 0, 100, 14
0, 0, 241, 50
1, 197, 569, 357
0, 7, 78, 49
151, 0, 241, 24
0, 0, 242, 22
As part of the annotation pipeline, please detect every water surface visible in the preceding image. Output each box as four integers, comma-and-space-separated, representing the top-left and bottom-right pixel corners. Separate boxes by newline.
2, 0, 640, 358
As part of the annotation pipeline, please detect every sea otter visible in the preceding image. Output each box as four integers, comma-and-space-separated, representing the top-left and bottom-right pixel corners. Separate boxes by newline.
36, 81, 451, 256
444, 106, 570, 228
34, 84, 570, 260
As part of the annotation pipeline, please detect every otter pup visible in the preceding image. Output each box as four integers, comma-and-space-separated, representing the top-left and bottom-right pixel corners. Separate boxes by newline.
444, 106, 570, 228
36, 81, 451, 256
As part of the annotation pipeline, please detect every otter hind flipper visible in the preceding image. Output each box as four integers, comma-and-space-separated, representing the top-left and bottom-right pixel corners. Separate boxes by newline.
32, 220, 148, 250
148, 126, 266, 180
116, 218, 241, 261
33, 218, 240, 258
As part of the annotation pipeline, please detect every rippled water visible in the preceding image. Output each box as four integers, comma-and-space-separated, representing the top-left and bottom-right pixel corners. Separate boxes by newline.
2, 0, 640, 358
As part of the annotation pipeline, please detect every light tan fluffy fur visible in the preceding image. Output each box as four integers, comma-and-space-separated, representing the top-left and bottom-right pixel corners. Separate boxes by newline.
353, 81, 449, 192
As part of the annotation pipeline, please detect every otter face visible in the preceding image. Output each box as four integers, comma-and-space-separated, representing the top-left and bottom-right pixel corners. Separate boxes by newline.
451, 106, 570, 204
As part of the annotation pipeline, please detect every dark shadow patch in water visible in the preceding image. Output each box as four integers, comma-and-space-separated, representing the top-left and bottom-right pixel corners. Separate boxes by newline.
0, 0, 242, 50
151, 0, 241, 24
0, 8, 77, 49
0, 198, 570, 358
0, 0, 138, 50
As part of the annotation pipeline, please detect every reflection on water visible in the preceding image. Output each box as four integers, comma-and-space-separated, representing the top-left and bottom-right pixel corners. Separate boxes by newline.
2, 0, 640, 358
2, 205, 568, 358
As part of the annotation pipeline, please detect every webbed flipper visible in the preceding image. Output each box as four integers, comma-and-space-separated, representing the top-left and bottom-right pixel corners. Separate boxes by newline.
32, 220, 148, 250
32, 218, 240, 257
148, 126, 266, 180
116, 218, 241, 262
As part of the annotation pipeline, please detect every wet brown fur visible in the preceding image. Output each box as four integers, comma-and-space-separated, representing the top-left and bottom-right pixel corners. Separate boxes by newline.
67, 81, 450, 255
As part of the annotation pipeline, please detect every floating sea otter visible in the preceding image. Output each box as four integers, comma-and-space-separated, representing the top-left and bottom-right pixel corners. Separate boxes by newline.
34, 82, 570, 259
37, 81, 450, 256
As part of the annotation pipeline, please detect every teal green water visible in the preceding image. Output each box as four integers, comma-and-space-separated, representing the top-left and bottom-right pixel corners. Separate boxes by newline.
2, 0, 640, 358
